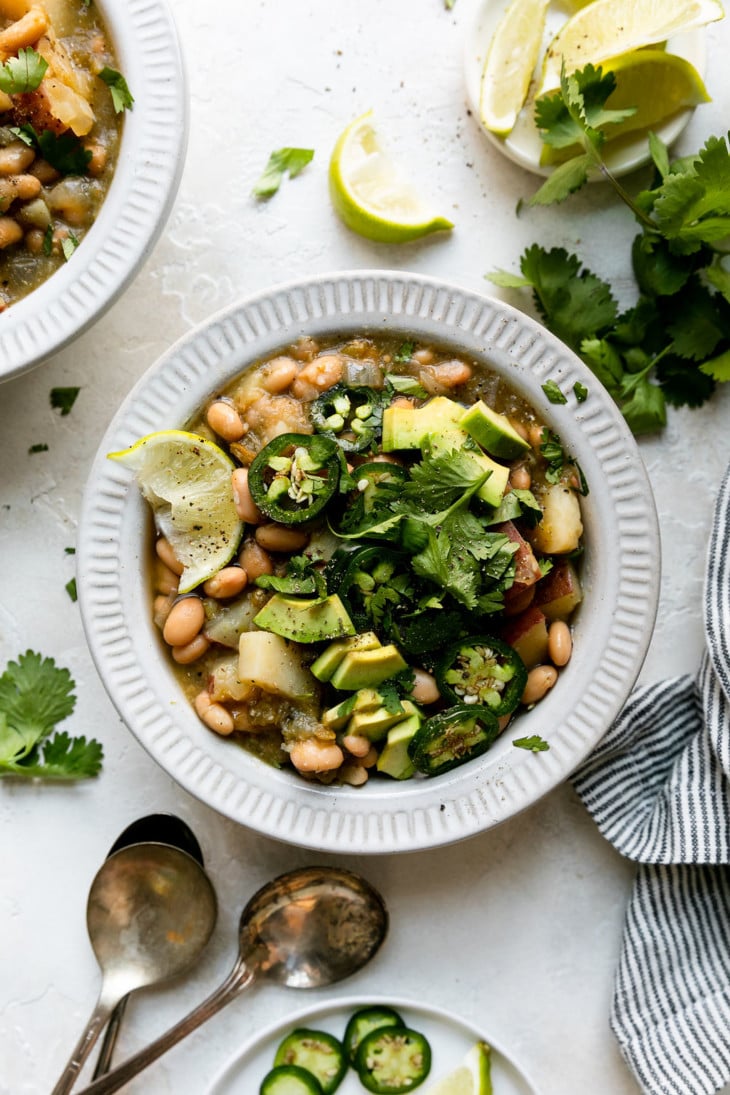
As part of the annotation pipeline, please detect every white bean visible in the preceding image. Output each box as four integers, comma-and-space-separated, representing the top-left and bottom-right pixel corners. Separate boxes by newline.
231, 467, 264, 524
522, 666, 558, 706
163, 597, 204, 647
289, 738, 344, 773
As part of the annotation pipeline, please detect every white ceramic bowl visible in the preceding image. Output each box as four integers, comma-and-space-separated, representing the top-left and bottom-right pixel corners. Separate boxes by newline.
0, 0, 187, 383
78, 270, 660, 854
463, 0, 706, 178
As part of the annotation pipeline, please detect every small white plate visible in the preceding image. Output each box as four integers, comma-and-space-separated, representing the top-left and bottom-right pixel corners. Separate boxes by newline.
207, 995, 538, 1095
463, 0, 706, 177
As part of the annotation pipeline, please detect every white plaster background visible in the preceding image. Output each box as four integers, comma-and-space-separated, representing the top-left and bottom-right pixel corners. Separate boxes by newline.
2, 0, 730, 1092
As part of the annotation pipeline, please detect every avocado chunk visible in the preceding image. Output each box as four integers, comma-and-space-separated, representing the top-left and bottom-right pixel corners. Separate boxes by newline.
254, 593, 355, 644
238, 631, 318, 701
321, 688, 384, 730
460, 400, 530, 460
382, 395, 464, 451
330, 644, 409, 690
347, 699, 418, 742
429, 428, 510, 508
376, 713, 422, 779
310, 631, 381, 682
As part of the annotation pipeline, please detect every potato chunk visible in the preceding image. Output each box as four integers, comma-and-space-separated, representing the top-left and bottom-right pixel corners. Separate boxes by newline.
531, 485, 583, 555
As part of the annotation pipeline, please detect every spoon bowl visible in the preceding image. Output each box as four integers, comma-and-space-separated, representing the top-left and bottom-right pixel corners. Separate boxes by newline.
51, 842, 217, 1095
93, 814, 207, 1077
77, 865, 388, 1095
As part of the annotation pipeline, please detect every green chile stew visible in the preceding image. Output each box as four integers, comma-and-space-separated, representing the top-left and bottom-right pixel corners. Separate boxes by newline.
149, 334, 586, 786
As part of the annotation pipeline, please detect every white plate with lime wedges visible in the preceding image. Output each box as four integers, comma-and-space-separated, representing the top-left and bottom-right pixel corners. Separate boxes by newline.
464, 0, 720, 176
207, 996, 537, 1095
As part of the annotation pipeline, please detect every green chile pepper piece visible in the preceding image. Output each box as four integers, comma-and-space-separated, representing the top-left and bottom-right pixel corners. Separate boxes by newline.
408, 704, 501, 776
248, 433, 340, 525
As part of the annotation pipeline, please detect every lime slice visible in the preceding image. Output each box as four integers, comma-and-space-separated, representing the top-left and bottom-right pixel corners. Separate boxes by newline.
422, 1042, 492, 1095
108, 430, 243, 594
540, 49, 711, 164
539, 0, 725, 94
479, 0, 550, 136
329, 111, 454, 243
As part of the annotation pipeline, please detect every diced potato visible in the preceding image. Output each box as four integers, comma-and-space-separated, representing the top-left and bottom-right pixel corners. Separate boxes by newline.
239, 631, 319, 701
530, 485, 583, 555
534, 561, 583, 621
41, 76, 95, 136
204, 595, 259, 649
501, 606, 549, 669
207, 656, 255, 704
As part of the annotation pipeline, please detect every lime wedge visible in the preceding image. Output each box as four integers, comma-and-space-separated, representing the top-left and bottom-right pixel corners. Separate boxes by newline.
329, 111, 454, 243
479, 0, 550, 136
422, 1042, 492, 1095
539, 0, 725, 94
108, 430, 243, 594
540, 50, 711, 164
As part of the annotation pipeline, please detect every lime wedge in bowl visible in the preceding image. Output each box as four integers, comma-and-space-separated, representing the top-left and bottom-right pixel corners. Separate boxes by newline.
422, 1041, 493, 1095
329, 111, 453, 243
479, 0, 550, 135
539, 0, 725, 94
108, 430, 243, 595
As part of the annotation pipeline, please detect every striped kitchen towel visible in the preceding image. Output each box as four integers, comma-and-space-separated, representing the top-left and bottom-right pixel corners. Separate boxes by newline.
572, 460, 730, 1095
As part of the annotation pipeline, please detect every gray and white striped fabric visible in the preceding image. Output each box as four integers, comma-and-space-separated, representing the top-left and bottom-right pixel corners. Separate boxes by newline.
572, 461, 730, 1095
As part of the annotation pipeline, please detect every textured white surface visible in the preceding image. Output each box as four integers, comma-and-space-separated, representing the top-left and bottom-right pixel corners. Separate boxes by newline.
2, 0, 730, 1093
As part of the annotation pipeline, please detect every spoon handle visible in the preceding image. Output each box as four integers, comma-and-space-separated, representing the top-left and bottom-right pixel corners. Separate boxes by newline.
91, 996, 128, 1078
74, 962, 255, 1095
50, 997, 115, 1095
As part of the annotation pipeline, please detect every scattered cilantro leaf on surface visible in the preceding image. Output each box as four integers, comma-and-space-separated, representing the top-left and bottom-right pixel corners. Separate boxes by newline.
65, 578, 78, 603
573, 381, 588, 402
252, 147, 314, 199
513, 735, 550, 752
542, 379, 567, 404
29, 442, 48, 454
0, 47, 47, 95
50, 387, 80, 416
99, 66, 134, 112
0, 651, 102, 780
42, 223, 53, 255
65, 547, 76, 555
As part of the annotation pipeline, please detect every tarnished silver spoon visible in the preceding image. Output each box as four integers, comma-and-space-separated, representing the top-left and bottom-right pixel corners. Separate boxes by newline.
50, 841, 217, 1095
75, 865, 388, 1095
92, 814, 205, 1080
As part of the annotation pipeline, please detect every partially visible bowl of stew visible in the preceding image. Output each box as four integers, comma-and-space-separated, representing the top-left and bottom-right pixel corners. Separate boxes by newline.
0, 0, 186, 382
78, 270, 660, 853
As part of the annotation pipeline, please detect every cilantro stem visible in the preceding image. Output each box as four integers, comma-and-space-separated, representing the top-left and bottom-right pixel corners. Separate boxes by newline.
621, 344, 672, 394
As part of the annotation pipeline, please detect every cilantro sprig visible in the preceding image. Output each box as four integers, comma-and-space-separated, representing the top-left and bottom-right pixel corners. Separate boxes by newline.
0, 652, 103, 780
253, 148, 314, 199
489, 64, 730, 434
0, 47, 47, 95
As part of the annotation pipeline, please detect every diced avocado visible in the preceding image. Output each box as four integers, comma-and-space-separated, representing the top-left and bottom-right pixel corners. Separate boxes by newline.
310, 632, 381, 682
253, 593, 355, 644
382, 396, 464, 451
347, 706, 405, 741
377, 713, 422, 780
330, 644, 409, 690
460, 401, 530, 460
321, 688, 384, 730
238, 631, 318, 701
429, 429, 510, 508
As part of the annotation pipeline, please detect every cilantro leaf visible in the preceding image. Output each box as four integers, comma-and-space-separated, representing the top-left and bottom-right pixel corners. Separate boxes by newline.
573, 381, 588, 402
513, 735, 550, 752
65, 578, 78, 602
99, 66, 134, 112
393, 341, 416, 365
253, 147, 314, 199
529, 153, 593, 206
29, 442, 48, 454
404, 443, 489, 511
386, 374, 428, 398
700, 348, 730, 382
36, 128, 92, 175
542, 379, 567, 404
255, 554, 325, 597
50, 387, 80, 416
0, 47, 47, 95
518, 245, 618, 353
61, 234, 79, 262
0, 651, 102, 780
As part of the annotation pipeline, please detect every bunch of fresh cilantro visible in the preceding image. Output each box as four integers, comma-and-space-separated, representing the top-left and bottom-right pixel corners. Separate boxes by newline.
0, 651, 103, 779
490, 64, 730, 434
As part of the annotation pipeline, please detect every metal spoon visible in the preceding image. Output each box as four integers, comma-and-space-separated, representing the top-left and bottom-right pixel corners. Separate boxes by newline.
92, 815, 205, 1080
50, 841, 217, 1095
75, 865, 388, 1095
